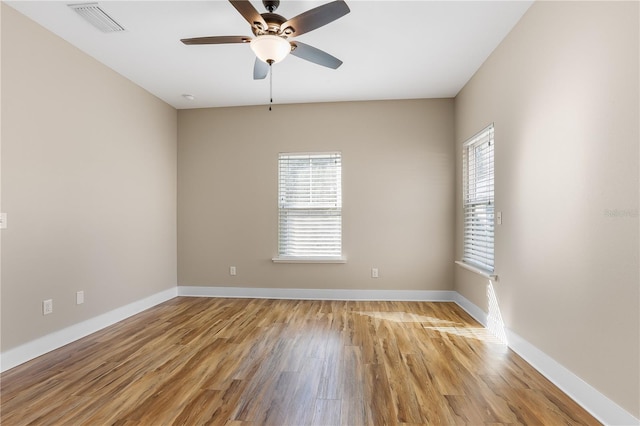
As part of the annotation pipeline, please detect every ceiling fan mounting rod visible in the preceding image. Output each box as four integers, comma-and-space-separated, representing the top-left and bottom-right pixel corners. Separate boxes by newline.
263, 0, 280, 13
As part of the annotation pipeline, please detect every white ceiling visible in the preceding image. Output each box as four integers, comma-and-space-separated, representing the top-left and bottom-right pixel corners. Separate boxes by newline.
6, 0, 533, 109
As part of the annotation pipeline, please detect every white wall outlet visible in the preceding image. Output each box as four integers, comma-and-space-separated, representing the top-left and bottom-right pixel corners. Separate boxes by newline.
371, 268, 379, 278
497, 211, 503, 225
230, 266, 237, 276
76, 291, 84, 305
43, 299, 53, 315
0, 213, 7, 229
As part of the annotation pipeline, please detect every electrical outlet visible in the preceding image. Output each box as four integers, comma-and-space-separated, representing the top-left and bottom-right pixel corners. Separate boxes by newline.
371, 268, 379, 278
76, 291, 84, 305
230, 266, 237, 276
43, 299, 53, 315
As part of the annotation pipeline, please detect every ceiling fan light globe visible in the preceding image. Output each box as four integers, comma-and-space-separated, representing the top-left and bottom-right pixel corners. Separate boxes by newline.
250, 35, 290, 64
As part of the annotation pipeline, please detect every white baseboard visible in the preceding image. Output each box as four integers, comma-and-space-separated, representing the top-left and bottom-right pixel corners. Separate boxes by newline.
0, 287, 178, 373
177, 285, 457, 302
452, 291, 488, 326
453, 292, 639, 426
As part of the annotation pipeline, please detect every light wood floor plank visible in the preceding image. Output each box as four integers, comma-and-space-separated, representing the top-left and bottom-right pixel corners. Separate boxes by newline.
1, 298, 600, 425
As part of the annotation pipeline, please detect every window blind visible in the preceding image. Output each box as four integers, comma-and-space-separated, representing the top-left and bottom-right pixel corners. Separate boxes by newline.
463, 125, 495, 272
278, 152, 342, 258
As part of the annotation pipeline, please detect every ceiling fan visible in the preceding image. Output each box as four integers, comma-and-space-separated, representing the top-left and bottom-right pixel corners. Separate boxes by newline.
181, 0, 350, 80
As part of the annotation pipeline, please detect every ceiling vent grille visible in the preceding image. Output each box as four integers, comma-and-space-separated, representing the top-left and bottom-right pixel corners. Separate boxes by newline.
68, 3, 125, 33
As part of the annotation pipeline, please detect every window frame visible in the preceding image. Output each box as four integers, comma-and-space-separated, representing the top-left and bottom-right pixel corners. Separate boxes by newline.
273, 151, 345, 264
461, 124, 495, 274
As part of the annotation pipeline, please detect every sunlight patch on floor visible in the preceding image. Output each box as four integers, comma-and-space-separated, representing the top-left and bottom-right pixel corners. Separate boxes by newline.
423, 326, 506, 344
356, 311, 507, 345
356, 312, 461, 326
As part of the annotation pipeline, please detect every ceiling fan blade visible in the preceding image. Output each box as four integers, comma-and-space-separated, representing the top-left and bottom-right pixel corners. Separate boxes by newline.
181, 36, 251, 45
254, 57, 269, 79
290, 41, 343, 69
281, 0, 350, 37
229, 0, 268, 32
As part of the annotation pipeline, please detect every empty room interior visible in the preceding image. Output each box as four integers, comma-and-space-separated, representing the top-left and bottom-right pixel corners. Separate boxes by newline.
1, 0, 638, 425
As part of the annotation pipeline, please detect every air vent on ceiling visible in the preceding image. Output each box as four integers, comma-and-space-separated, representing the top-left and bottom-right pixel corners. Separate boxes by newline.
68, 3, 125, 33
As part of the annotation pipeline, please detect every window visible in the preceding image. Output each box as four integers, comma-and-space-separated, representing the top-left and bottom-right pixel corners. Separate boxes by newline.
462, 124, 495, 272
276, 152, 343, 262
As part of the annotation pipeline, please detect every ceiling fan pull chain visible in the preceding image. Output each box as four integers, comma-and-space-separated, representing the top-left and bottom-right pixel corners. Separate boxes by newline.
269, 62, 273, 111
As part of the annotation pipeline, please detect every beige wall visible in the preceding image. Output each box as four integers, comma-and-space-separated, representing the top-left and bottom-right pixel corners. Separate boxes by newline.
1, 4, 178, 351
454, 1, 639, 417
178, 100, 455, 291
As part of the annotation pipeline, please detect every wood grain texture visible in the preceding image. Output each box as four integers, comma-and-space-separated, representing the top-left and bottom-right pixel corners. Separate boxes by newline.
1, 297, 600, 425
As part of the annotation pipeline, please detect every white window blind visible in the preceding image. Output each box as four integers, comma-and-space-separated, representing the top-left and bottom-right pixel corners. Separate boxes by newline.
277, 152, 342, 259
463, 125, 495, 272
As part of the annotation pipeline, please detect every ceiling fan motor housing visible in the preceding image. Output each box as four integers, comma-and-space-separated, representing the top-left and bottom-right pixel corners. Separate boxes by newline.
252, 13, 290, 36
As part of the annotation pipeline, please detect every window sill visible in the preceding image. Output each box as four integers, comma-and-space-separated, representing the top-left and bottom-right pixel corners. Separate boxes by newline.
272, 256, 347, 264
455, 260, 498, 281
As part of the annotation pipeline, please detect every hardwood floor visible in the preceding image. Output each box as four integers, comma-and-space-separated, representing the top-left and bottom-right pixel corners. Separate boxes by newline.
1, 297, 600, 425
